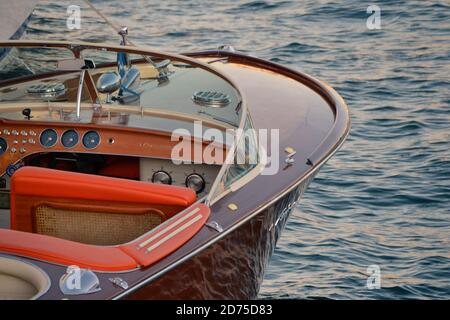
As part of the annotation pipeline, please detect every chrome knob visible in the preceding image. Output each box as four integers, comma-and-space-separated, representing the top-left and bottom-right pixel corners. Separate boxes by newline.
185, 173, 206, 194
151, 170, 172, 185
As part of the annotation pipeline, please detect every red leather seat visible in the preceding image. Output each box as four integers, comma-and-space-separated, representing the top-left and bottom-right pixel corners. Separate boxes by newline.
2, 167, 210, 271
0, 203, 210, 271
0, 229, 138, 271
11, 166, 195, 207
10, 166, 197, 232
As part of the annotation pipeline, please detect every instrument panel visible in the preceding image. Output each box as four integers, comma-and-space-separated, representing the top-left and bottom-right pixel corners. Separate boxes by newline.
61, 129, 79, 148
0, 137, 7, 157
40, 129, 58, 148
0, 120, 225, 177
1, 127, 101, 154
82, 131, 101, 149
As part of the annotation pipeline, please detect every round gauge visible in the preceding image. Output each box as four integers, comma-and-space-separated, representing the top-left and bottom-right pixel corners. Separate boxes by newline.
39, 129, 58, 148
151, 170, 172, 185
185, 173, 206, 194
61, 130, 79, 148
82, 131, 100, 149
0, 138, 7, 156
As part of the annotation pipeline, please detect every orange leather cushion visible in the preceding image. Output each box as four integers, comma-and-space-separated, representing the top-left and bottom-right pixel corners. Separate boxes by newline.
0, 229, 138, 271
121, 204, 210, 267
0, 204, 210, 271
11, 166, 196, 207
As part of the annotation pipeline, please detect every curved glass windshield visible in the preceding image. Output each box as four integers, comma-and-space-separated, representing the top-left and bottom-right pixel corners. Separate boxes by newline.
0, 44, 242, 130
206, 116, 263, 204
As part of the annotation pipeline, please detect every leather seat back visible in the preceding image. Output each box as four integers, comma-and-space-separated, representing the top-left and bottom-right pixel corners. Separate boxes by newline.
10, 167, 196, 245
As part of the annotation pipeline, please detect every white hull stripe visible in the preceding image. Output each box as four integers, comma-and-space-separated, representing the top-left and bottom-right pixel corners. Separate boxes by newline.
145, 214, 203, 253
138, 207, 201, 249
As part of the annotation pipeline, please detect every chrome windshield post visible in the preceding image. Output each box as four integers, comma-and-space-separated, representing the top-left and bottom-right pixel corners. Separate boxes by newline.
73, 59, 95, 120
58, 58, 95, 120
75, 68, 86, 120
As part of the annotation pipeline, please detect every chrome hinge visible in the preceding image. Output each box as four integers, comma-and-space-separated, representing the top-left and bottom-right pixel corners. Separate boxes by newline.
206, 221, 223, 233
109, 277, 129, 290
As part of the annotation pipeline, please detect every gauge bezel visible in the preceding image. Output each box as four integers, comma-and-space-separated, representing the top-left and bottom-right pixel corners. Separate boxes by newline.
39, 128, 58, 148
0, 137, 8, 156
151, 170, 172, 185
185, 173, 206, 194
61, 129, 79, 149
82, 130, 101, 150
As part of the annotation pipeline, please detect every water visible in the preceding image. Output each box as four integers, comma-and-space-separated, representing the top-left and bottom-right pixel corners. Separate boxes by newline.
19, 0, 450, 299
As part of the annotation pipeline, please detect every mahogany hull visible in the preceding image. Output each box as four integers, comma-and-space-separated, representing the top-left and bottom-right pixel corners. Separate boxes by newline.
125, 175, 315, 299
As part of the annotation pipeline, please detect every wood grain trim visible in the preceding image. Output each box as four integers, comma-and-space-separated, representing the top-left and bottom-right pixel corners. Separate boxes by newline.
0, 118, 227, 176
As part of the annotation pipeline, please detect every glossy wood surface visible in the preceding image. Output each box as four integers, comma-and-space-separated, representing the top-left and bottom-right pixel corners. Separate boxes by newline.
0, 118, 225, 176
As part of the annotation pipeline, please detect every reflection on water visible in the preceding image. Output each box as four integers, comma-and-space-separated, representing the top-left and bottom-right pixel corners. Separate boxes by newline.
15, 0, 450, 299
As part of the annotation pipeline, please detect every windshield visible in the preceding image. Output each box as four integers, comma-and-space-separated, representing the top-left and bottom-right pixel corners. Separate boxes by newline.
0, 44, 242, 130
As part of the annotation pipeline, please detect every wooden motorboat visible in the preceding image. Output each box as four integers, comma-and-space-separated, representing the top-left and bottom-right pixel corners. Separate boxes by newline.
0, 35, 349, 299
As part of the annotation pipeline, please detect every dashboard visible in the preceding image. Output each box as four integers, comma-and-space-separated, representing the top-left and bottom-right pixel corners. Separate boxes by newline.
0, 119, 225, 178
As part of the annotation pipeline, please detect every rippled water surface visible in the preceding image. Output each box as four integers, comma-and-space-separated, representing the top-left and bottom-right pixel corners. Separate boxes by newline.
19, 0, 450, 299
